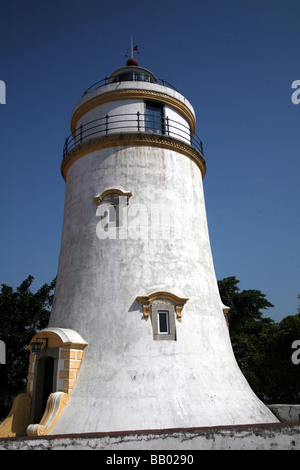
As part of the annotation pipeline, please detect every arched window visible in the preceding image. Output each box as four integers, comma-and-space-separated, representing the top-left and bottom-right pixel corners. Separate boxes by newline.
94, 188, 132, 229
136, 292, 189, 341
102, 193, 121, 226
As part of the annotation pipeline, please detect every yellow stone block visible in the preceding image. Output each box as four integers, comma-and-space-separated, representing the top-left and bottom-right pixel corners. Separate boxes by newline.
59, 369, 77, 379
60, 349, 77, 359
63, 379, 75, 389
76, 350, 83, 360
64, 359, 81, 370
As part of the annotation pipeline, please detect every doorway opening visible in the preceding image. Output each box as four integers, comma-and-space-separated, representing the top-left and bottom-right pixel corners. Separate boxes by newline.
33, 351, 58, 423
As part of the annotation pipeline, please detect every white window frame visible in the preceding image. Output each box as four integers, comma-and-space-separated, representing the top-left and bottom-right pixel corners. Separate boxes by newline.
151, 302, 176, 341
157, 310, 170, 335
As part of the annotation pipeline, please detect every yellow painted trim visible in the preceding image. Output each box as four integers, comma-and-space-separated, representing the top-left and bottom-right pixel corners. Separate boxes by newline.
136, 291, 189, 322
0, 393, 31, 437
175, 305, 184, 323
222, 305, 230, 327
61, 132, 206, 181
141, 304, 151, 322
94, 188, 132, 207
71, 88, 196, 136
136, 291, 189, 306
26, 392, 69, 436
29, 331, 87, 350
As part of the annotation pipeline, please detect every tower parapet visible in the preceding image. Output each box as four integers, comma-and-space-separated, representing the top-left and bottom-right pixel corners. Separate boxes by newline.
62, 64, 205, 180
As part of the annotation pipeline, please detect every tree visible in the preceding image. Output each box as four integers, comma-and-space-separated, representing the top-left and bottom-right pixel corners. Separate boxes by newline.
218, 276, 300, 404
265, 313, 300, 403
0, 276, 55, 417
218, 276, 276, 399
218, 276, 274, 335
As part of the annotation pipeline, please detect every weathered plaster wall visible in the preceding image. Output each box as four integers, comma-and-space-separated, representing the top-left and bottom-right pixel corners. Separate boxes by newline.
1, 423, 299, 450
45, 74, 278, 435
268, 405, 300, 423
48, 143, 278, 434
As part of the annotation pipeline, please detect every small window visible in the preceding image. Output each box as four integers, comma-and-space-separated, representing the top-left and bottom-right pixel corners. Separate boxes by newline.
94, 189, 132, 230
108, 204, 117, 223
151, 302, 176, 341
103, 194, 120, 227
145, 101, 164, 134
158, 311, 169, 335
106, 196, 119, 224
136, 292, 188, 342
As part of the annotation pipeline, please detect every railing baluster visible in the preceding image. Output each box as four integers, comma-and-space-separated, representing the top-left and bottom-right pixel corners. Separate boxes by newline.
82, 76, 179, 96
105, 115, 109, 135
62, 113, 204, 157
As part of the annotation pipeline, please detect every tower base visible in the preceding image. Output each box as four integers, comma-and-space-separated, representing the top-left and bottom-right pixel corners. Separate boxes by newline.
1, 422, 299, 450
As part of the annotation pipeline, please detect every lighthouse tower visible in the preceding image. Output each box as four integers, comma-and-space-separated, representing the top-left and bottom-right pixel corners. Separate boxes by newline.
23, 55, 278, 436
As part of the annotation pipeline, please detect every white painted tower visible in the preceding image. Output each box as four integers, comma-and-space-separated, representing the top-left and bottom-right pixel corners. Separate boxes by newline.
26, 56, 278, 436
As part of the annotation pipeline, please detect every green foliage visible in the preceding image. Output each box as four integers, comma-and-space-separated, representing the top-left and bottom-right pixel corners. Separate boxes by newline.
267, 314, 300, 403
218, 276, 300, 404
0, 275, 55, 417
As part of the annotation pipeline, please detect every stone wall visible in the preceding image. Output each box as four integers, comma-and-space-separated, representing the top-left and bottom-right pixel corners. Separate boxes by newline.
268, 404, 300, 423
0, 422, 299, 450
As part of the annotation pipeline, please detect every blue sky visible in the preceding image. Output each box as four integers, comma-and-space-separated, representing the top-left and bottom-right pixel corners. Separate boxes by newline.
0, 0, 299, 322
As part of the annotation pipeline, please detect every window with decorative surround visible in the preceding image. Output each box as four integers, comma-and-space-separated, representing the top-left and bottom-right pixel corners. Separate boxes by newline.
94, 188, 132, 230
136, 292, 188, 341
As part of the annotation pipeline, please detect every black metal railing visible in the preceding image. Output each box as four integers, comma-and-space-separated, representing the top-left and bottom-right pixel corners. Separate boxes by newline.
82, 77, 179, 96
63, 112, 204, 157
